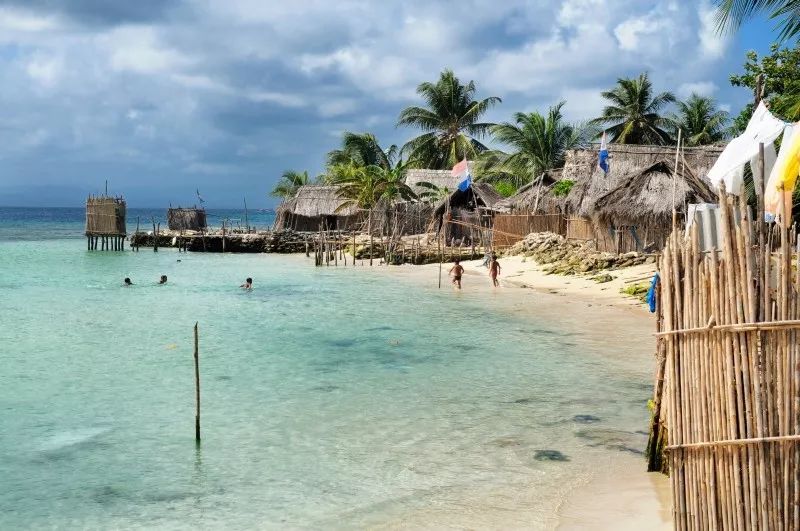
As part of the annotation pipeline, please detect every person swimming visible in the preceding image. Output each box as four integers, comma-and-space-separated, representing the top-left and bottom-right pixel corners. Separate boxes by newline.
124, 278, 133, 286
158, 275, 167, 284
240, 277, 252, 290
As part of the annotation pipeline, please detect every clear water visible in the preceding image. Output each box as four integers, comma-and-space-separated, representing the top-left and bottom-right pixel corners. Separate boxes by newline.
0, 210, 655, 529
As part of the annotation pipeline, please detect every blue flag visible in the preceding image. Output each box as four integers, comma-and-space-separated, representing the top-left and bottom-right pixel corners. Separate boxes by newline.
598, 132, 609, 174
457, 173, 472, 192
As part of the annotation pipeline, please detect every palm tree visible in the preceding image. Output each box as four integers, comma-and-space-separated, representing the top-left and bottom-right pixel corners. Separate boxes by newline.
488, 102, 589, 187
668, 94, 730, 146
270, 170, 310, 199
397, 69, 501, 169
716, 0, 800, 40
327, 132, 398, 170
591, 73, 676, 145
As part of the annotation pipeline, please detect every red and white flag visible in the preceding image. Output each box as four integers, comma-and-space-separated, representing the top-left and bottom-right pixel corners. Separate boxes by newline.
451, 158, 468, 177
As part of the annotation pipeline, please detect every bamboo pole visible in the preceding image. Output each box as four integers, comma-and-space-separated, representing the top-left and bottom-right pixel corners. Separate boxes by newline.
194, 322, 200, 443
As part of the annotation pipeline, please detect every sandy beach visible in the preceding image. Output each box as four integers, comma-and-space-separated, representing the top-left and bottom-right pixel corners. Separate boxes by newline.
377, 254, 672, 529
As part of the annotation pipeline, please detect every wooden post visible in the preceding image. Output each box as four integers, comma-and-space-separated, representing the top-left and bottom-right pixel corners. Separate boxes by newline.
438, 230, 443, 289
243, 197, 249, 233
194, 322, 200, 443
222, 220, 226, 253
152, 218, 159, 252
135, 216, 140, 252
353, 231, 356, 267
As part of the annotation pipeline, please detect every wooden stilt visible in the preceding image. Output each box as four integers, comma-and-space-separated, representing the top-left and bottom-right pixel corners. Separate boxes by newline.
194, 322, 201, 443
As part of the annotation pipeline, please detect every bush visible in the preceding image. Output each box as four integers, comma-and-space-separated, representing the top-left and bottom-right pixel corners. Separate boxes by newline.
552, 179, 575, 197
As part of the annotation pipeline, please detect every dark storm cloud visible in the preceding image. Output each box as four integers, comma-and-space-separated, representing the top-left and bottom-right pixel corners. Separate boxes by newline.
0, 0, 181, 26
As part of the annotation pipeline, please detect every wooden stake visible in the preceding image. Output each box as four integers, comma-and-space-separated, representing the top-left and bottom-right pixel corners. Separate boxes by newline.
194, 322, 200, 443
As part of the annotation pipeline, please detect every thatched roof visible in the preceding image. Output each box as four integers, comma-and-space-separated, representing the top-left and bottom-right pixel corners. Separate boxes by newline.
592, 160, 716, 226
278, 185, 359, 217
404, 169, 462, 194
167, 207, 207, 231
492, 170, 564, 213
563, 143, 724, 217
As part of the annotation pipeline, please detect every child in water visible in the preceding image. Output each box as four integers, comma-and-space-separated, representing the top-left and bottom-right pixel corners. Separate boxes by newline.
240, 277, 253, 290
449, 259, 464, 289
158, 275, 168, 284
124, 277, 133, 286
489, 254, 501, 287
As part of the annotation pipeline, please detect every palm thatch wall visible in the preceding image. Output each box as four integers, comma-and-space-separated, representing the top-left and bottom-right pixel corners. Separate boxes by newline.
433, 182, 503, 243
493, 170, 566, 214
563, 144, 723, 217
167, 207, 207, 231
85, 196, 126, 235
404, 169, 462, 196
273, 185, 361, 231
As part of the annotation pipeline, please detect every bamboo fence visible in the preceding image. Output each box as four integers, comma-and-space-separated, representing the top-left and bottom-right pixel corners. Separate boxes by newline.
655, 190, 800, 530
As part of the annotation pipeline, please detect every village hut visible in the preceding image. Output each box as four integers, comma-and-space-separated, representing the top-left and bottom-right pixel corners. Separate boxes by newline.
433, 182, 503, 244
167, 207, 207, 232
492, 170, 564, 214
591, 160, 716, 252
404, 169, 462, 199
273, 185, 361, 232
561, 143, 724, 251
85, 195, 126, 250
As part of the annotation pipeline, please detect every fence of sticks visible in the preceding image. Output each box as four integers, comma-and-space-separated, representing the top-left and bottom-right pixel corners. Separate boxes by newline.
651, 188, 800, 530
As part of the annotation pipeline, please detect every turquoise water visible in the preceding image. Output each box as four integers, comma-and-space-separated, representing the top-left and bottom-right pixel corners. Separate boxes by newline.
0, 231, 654, 528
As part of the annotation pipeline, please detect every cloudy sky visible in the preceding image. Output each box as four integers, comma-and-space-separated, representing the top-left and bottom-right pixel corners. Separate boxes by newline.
0, 0, 775, 208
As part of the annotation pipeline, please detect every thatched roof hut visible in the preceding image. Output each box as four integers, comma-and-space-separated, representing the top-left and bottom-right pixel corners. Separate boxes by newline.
492, 170, 564, 214
273, 185, 361, 231
563, 144, 724, 217
592, 161, 716, 227
167, 207, 207, 231
433, 182, 502, 228
404, 169, 462, 196
85, 196, 126, 236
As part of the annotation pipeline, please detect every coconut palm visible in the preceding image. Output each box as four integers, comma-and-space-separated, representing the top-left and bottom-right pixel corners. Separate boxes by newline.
668, 94, 730, 146
327, 132, 398, 170
397, 69, 501, 169
488, 102, 589, 187
591, 73, 676, 145
716, 0, 800, 40
270, 170, 311, 199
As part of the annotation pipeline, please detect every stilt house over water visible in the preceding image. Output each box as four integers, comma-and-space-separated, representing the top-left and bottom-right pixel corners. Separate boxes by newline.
167, 207, 207, 232
273, 185, 360, 231
85, 195, 127, 251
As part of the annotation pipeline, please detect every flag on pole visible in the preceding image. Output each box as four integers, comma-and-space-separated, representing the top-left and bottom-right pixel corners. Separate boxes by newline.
452, 158, 472, 191
598, 132, 609, 174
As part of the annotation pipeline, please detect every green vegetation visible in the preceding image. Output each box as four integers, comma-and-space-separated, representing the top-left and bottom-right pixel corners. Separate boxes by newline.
270, 170, 313, 198
668, 94, 730, 146
552, 179, 575, 197
621, 282, 650, 302
397, 69, 501, 169
716, 0, 800, 41
590, 73, 676, 145
729, 43, 800, 134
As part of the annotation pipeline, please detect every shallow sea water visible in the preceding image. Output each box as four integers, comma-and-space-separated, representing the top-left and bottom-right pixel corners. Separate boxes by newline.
0, 237, 655, 529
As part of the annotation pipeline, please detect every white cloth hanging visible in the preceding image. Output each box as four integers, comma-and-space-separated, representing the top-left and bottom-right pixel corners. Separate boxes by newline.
707, 102, 785, 195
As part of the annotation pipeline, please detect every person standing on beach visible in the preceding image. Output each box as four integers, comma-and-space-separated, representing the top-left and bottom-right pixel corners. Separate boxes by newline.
489, 254, 501, 287
449, 259, 464, 289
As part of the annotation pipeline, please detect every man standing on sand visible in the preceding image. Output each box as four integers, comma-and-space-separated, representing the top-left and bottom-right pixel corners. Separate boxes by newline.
489, 254, 501, 287
449, 259, 464, 289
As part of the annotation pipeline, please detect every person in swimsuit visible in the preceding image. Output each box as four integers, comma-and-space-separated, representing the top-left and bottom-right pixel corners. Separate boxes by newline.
240, 277, 253, 290
449, 259, 464, 289
489, 254, 501, 287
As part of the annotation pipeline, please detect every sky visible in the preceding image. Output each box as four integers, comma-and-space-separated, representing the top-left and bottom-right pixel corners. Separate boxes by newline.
0, 0, 782, 208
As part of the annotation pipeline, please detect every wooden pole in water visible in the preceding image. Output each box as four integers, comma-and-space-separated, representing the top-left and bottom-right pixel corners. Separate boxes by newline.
243, 197, 249, 233
135, 216, 140, 252
353, 231, 356, 267
438, 228, 443, 289
194, 322, 201, 443
222, 220, 226, 253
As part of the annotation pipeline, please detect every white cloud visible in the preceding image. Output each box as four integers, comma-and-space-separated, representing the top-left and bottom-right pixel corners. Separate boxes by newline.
26, 54, 63, 88
698, 0, 727, 59
678, 81, 718, 98
0, 7, 59, 32
104, 26, 191, 74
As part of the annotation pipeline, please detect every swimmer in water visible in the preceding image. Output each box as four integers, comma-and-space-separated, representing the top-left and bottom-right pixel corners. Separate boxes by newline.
240, 277, 252, 290
124, 278, 133, 286
158, 275, 167, 284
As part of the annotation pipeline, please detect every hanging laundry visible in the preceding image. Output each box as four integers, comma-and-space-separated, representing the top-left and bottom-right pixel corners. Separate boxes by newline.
765, 124, 798, 217
707, 102, 785, 195
646, 273, 660, 313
